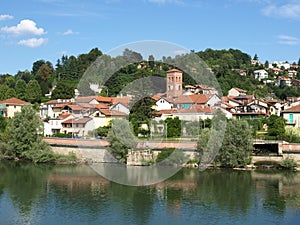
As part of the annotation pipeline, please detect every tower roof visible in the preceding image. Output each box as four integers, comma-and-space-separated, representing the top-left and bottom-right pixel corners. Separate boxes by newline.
167, 68, 182, 73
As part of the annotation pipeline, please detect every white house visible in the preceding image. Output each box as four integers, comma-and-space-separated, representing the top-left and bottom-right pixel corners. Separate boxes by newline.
110, 102, 130, 115
61, 117, 95, 137
275, 76, 292, 87
155, 97, 173, 111
228, 88, 247, 97
254, 70, 268, 81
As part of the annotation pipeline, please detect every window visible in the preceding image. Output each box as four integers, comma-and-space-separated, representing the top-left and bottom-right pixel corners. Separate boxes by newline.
289, 114, 294, 123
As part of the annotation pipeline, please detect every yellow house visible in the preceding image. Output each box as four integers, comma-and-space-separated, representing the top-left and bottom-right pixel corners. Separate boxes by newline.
0, 98, 29, 118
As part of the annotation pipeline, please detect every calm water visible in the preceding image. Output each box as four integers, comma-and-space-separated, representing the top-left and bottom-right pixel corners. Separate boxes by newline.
0, 162, 300, 225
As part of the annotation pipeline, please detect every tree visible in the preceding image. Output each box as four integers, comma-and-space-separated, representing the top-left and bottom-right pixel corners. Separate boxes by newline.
5, 76, 15, 88
51, 82, 75, 99
15, 79, 27, 100
25, 80, 42, 103
0, 84, 9, 100
77, 79, 95, 96
267, 115, 286, 139
264, 60, 269, 69
165, 117, 181, 138
0, 115, 7, 133
6, 88, 17, 99
148, 55, 155, 69
253, 54, 258, 60
298, 58, 300, 66
123, 48, 143, 62
108, 119, 138, 163
32, 60, 45, 76
5, 105, 56, 162
218, 120, 253, 167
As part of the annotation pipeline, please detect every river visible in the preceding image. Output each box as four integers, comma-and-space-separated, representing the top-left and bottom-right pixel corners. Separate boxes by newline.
0, 161, 299, 225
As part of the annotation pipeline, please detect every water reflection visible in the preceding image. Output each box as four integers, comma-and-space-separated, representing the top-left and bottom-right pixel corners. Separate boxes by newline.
0, 162, 300, 225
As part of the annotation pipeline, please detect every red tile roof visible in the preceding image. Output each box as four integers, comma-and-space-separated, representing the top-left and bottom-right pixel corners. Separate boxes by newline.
97, 96, 114, 103
283, 105, 300, 113
156, 109, 177, 116
176, 105, 215, 114
62, 117, 92, 124
175, 94, 213, 104
57, 113, 71, 120
44, 99, 72, 105
75, 96, 98, 103
0, 98, 29, 105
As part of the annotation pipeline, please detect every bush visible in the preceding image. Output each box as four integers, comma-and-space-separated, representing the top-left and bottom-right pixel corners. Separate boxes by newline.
156, 148, 187, 166
280, 156, 298, 170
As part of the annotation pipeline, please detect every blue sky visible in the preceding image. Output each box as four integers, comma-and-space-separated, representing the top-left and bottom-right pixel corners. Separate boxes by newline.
1, 0, 300, 75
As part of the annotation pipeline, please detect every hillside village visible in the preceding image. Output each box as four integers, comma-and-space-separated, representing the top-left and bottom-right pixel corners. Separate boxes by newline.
1, 62, 300, 138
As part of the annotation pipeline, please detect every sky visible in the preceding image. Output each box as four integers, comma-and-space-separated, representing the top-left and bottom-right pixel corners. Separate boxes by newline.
1, 0, 300, 75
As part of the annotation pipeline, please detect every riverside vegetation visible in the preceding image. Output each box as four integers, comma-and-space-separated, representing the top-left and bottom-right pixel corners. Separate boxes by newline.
0, 105, 76, 163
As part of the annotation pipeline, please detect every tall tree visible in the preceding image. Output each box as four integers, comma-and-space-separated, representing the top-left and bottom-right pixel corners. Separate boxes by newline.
218, 120, 253, 167
253, 54, 258, 60
51, 82, 75, 99
5, 88, 17, 99
25, 80, 42, 103
0, 84, 9, 100
32, 60, 45, 76
5, 105, 55, 162
15, 79, 27, 100
267, 115, 286, 139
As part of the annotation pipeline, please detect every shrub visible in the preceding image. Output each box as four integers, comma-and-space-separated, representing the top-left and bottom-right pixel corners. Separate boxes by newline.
280, 156, 298, 170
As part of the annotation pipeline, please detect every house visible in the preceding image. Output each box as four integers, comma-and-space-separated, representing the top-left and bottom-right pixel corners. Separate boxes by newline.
173, 105, 215, 121
40, 98, 73, 118
254, 69, 268, 81
185, 84, 219, 95
110, 102, 130, 115
288, 70, 297, 78
269, 67, 282, 75
61, 117, 94, 137
228, 88, 247, 97
174, 94, 221, 109
266, 99, 284, 116
0, 98, 29, 118
233, 69, 247, 76
92, 108, 127, 128
75, 96, 99, 104
275, 76, 291, 87
155, 97, 173, 111
282, 105, 300, 128
44, 113, 73, 136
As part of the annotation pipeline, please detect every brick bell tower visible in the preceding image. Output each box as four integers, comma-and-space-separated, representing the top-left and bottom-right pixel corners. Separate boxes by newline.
166, 68, 183, 98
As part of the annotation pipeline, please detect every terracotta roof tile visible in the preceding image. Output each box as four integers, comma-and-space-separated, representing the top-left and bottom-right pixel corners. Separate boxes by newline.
0, 98, 29, 105
175, 94, 213, 104
283, 105, 300, 113
62, 117, 92, 124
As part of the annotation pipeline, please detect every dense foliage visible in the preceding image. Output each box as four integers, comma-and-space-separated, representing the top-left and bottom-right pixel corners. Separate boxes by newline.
0, 105, 76, 163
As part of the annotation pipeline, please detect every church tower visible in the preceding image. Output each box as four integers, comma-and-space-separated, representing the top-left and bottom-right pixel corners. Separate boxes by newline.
166, 68, 183, 98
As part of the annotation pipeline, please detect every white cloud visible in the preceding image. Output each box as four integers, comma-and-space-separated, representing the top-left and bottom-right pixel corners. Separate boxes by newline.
277, 35, 300, 45
61, 29, 78, 35
18, 38, 47, 48
0, 14, 14, 21
262, 2, 300, 19
1, 19, 46, 36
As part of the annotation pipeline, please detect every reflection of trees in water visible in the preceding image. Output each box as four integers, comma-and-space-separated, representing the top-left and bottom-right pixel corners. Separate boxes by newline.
0, 161, 53, 216
107, 183, 155, 225
195, 170, 254, 214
